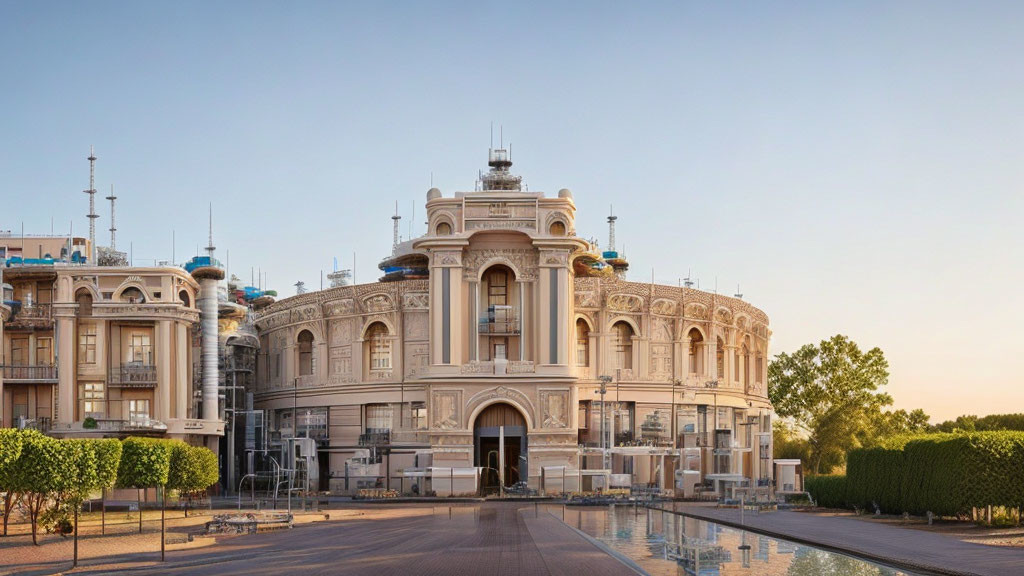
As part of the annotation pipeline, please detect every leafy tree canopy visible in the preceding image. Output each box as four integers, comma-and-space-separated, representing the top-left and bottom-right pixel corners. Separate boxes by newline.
769, 334, 906, 474
931, 413, 1024, 433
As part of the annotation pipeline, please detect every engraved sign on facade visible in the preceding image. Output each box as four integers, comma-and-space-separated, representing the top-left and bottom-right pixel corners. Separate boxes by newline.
431, 390, 462, 430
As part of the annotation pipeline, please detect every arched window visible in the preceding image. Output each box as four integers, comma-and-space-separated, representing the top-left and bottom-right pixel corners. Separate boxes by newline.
76, 290, 93, 317
297, 330, 315, 376
435, 221, 452, 236
549, 220, 566, 236
366, 323, 391, 371
120, 287, 145, 304
575, 318, 590, 366
688, 328, 704, 375
611, 321, 634, 370
716, 337, 725, 379
179, 290, 191, 308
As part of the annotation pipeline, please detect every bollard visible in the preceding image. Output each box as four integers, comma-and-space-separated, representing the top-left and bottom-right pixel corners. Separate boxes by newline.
449, 506, 452, 520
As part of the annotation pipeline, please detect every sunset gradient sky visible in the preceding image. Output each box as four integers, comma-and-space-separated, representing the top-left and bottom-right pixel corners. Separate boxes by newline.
2, 2, 1021, 421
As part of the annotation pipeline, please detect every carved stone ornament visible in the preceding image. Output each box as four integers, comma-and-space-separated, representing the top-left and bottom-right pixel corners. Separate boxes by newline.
539, 390, 570, 429
325, 299, 355, 316
402, 292, 429, 309
462, 248, 538, 281
651, 298, 677, 316
684, 303, 709, 320
714, 307, 733, 325
575, 291, 598, 308
541, 250, 569, 266
607, 293, 643, 313
431, 390, 462, 430
465, 386, 536, 426
651, 318, 673, 342
362, 294, 393, 313
436, 251, 462, 266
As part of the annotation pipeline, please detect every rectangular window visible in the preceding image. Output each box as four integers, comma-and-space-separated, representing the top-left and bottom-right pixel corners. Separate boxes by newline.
296, 406, 329, 444
128, 399, 150, 425
273, 353, 281, 378
78, 324, 97, 364
82, 382, 105, 418
35, 337, 53, 365
410, 402, 427, 430
365, 403, 394, 433
11, 338, 28, 365
128, 332, 152, 364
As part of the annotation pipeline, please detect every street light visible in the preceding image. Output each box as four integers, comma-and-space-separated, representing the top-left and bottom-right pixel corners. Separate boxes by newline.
597, 375, 612, 470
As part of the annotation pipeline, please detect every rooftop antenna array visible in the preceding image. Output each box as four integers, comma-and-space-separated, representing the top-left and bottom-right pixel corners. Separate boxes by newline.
683, 268, 694, 288
607, 205, 617, 252
734, 284, 743, 299
294, 281, 307, 295
392, 201, 401, 255
327, 256, 352, 288
84, 146, 98, 262
106, 184, 117, 251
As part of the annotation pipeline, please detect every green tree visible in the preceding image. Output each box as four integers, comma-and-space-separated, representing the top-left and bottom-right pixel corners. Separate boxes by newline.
772, 420, 811, 462
17, 433, 75, 544
117, 437, 172, 489
931, 413, 1024, 433
0, 429, 29, 536
867, 408, 930, 443
768, 334, 892, 474
167, 443, 218, 517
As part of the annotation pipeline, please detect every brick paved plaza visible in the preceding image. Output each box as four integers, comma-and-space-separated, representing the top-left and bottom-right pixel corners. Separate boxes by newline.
0, 503, 639, 576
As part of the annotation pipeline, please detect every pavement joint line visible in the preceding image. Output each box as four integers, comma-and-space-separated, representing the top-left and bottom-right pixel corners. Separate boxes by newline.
655, 505, 984, 576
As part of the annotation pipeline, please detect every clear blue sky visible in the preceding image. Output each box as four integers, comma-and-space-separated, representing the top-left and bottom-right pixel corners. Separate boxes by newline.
2, 2, 1022, 421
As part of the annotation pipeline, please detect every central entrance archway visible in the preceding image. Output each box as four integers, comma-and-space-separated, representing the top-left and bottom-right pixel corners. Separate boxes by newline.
473, 402, 527, 494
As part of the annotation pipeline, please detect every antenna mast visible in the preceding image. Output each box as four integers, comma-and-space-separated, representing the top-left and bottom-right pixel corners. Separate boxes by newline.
84, 146, 98, 262
106, 184, 117, 250
205, 204, 216, 257
391, 201, 401, 255
607, 205, 617, 252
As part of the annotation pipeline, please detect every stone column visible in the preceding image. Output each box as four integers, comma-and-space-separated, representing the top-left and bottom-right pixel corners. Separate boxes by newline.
707, 335, 718, 381
176, 323, 188, 420
680, 337, 691, 378
190, 263, 224, 423
56, 315, 75, 424
157, 320, 172, 422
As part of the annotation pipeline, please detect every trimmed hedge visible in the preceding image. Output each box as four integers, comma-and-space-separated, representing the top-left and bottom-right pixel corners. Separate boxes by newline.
845, 431, 1024, 516
805, 475, 847, 509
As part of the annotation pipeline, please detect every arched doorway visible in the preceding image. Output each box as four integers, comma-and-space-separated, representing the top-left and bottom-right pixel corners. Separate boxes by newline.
473, 402, 527, 494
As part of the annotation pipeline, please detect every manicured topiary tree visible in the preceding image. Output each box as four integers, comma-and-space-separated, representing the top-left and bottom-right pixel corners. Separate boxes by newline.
0, 429, 28, 536
167, 442, 219, 517
117, 437, 173, 559
18, 433, 75, 545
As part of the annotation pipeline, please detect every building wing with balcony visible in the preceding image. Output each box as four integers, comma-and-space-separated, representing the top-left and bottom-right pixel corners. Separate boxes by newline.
0, 255, 223, 442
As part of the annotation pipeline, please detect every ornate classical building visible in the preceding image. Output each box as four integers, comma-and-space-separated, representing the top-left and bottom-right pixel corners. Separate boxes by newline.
0, 253, 223, 445
253, 149, 774, 496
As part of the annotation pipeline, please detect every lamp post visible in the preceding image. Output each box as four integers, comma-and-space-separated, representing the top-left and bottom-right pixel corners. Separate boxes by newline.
597, 375, 612, 471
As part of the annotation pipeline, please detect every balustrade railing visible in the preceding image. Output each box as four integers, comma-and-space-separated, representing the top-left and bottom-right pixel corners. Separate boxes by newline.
108, 364, 157, 387
1, 364, 57, 381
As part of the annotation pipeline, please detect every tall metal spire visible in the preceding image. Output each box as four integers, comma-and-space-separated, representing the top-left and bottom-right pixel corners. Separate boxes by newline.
391, 201, 401, 255
84, 146, 98, 262
205, 203, 216, 257
607, 205, 617, 253
105, 184, 117, 251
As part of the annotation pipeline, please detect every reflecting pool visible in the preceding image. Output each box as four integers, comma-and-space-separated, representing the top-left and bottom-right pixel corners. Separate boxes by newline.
550, 505, 923, 576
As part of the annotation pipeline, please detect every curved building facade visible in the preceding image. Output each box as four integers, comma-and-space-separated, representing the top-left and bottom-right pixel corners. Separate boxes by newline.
253, 150, 773, 496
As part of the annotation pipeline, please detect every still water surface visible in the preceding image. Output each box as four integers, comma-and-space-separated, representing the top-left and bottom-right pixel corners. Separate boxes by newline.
552, 505, 923, 576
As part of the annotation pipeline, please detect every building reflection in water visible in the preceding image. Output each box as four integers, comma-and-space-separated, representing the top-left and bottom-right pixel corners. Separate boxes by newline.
553, 505, 920, 576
